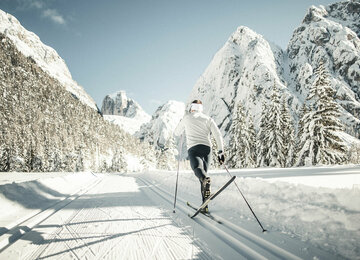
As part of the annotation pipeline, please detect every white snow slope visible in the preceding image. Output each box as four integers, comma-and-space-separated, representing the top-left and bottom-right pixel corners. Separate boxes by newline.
0, 165, 359, 259
0, 10, 97, 110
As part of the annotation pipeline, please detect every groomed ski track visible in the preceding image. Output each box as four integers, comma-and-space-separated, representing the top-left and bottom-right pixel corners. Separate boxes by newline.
0, 172, 337, 259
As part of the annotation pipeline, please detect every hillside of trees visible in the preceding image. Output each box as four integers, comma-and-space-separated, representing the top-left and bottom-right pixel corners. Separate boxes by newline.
0, 33, 155, 172
227, 62, 360, 168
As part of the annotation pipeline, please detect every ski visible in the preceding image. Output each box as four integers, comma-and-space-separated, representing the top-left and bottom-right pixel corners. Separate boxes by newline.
187, 202, 223, 224
189, 176, 236, 219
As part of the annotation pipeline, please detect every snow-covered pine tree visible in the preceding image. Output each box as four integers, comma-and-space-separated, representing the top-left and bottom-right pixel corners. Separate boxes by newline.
156, 137, 177, 170
229, 103, 256, 168
228, 103, 245, 168
296, 61, 347, 165
263, 82, 284, 167
75, 145, 85, 172
166, 136, 178, 169
111, 148, 127, 172
156, 148, 166, 170
245, 112, 257, 168
347, 143, 360, 164
256, 100, 269, 167
294, 103, 310, 166
0, 147, 10, 172
280, 97, 295, 167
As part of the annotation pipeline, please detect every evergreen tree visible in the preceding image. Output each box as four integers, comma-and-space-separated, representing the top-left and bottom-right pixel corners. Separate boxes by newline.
296, 61, 347, 165
245, 112, 257, 168
156, 137, 177, 170
280, 97, 295, 167
265, 82, 284, 167
347, 143, 360, 164
111, 148, 127, 172
256, 101, 269, 167
294, 103, 310, 166
229, 104, 245, 168
0, 147, 10, 172
229, 104, 243, 168
229, 103, 256, 168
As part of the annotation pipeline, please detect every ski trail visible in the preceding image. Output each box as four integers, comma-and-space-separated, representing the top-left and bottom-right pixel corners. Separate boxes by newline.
0, 174, 214, 259
0, 176, 102, 254
139, 174, 337, 260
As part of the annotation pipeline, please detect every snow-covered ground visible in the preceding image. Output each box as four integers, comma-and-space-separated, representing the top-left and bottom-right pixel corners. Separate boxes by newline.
104, 114, 149, 135
0, 165, 359, 259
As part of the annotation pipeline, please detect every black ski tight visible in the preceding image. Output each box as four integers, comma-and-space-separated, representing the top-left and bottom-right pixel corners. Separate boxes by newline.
188, 144, 211, 182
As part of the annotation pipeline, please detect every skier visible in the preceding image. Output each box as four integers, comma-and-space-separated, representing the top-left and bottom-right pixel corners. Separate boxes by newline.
174, 100, 225, 213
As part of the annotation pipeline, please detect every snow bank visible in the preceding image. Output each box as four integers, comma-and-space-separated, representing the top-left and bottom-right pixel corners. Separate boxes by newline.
140, 165, 360, 259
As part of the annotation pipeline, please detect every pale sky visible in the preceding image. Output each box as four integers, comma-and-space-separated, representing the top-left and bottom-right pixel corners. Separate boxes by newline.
0, 0, 337, 114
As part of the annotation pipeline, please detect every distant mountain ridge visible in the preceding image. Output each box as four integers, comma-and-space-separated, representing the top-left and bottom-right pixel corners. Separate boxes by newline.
101, 91, 151, 135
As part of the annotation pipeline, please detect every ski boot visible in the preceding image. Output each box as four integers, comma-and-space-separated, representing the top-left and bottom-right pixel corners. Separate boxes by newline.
201, 177, 211, 213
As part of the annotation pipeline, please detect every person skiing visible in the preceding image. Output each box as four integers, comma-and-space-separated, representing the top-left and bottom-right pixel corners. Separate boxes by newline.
174, 100, 225, 213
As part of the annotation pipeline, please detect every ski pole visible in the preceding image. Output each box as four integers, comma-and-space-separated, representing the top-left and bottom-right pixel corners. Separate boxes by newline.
173, 134, 183, 213
223, 164, 267, 232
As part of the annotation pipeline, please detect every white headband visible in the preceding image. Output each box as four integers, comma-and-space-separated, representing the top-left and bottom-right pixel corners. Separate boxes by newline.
190, 103, 203, 112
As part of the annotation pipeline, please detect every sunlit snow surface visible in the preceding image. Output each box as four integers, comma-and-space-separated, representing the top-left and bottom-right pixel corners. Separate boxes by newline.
0, 165, 359, 259
140, 165, 360, 259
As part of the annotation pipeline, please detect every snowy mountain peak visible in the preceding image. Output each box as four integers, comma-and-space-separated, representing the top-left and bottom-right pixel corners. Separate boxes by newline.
101, 90, 148, 118
230, 26, 268, 46
189, 25, 292, 142
109, 90, 126, 100
101, 91, 151, 135
230, 26, 257, 40
0, 9, 97, 110
303, 5, 328, 24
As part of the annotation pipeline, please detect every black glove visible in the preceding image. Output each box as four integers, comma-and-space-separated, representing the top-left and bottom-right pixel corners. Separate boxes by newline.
217, 150, 225, 165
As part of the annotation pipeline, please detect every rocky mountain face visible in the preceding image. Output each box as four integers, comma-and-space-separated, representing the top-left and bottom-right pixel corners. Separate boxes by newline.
101, 91, 149, 118
101, 91, 151, 135
189, 0, 360, 143
287, 0, 360, 136
188, 26, 297, 143
136, 100, 185, 149
0, 9, 98, 110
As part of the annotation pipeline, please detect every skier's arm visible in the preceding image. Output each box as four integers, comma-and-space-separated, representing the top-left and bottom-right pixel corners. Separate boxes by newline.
210, 119, 224, 152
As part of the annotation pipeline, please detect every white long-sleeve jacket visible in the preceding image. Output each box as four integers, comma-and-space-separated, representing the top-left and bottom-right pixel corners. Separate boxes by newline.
174, 111, 224, 151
